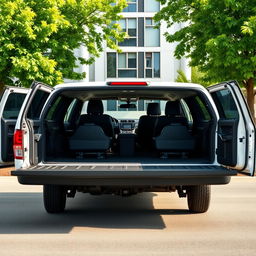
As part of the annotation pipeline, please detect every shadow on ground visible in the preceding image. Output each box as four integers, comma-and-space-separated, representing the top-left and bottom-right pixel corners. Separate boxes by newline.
0, 192, 189, 234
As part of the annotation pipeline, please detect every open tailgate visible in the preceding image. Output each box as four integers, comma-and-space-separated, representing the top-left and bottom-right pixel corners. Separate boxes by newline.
12, 164, 237, 186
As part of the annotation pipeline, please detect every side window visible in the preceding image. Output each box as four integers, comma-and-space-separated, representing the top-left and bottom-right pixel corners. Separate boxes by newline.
211, 89, 239, 119
195, 96, 211, 121
27, 90, 50, 119
46, 96, 62, 120
64, 99, 78, 122
3, 93, 26, 119
181, 100, 193, 122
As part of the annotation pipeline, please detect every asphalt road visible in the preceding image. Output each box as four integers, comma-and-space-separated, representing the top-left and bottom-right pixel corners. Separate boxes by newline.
0, 177, 255, 256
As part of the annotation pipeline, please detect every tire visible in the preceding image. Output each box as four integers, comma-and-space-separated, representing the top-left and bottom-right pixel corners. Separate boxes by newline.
187, 185, 211, 213
43, 185, 67, 213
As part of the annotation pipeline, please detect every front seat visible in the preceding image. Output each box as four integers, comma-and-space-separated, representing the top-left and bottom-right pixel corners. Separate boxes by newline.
137, 102, 161, 150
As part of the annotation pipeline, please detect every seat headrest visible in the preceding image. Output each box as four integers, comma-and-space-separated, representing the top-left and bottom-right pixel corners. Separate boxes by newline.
147, 103, 161, 116
165, 101, 181, 116
87, 99, 104, 115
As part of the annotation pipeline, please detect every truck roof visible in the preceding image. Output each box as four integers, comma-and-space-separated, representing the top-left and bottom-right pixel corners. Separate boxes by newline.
54, 81, 206, 90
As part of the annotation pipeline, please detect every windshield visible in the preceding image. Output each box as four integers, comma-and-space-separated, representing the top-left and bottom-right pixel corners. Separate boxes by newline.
81, 99, 167, 119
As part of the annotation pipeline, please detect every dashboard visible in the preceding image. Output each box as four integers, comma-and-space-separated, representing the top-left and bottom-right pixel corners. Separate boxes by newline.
119, 119, 137, 133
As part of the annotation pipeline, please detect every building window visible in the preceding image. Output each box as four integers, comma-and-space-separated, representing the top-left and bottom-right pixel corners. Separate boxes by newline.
123, 0, 137, 12
118, 18, 137, 47
118, 53, 137, 77
107, 53, 117, 78
144, 0, 160, 12
145, 18, 160, 47
107, 52, 137, 78
145, 52, 160, 78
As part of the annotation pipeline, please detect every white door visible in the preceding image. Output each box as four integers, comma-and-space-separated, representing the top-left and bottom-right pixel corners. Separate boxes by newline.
208, 81, 255, 176
0, 87, 28, 164
14, 82, 53, 168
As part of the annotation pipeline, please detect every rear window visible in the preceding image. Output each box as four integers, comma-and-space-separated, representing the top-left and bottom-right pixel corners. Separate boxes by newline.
3, 92, 26, 119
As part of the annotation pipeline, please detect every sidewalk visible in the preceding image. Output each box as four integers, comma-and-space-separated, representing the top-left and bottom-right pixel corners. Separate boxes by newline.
0, 167, 14, 176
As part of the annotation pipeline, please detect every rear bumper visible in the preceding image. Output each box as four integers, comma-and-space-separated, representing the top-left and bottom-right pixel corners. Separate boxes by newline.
12, 165, 237, 186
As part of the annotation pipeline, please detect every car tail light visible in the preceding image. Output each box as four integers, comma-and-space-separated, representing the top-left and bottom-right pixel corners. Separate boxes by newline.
13, 129, 24, 160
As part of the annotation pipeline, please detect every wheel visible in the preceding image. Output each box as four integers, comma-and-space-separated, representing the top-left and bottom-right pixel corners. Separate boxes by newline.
187, 185, 211, 213
43, 185, 67, 213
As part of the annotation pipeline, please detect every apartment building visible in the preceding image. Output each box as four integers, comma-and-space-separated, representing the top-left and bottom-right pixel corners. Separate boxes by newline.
73, 0, 190, 82
75, 0, 191, 112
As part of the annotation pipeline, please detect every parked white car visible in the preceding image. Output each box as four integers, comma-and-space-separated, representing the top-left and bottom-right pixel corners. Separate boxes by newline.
2, 81, 255, 213
0, 86, 28, 165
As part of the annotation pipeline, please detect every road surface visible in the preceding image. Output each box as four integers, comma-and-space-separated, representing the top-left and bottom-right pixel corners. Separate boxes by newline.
0, 176, 255, 255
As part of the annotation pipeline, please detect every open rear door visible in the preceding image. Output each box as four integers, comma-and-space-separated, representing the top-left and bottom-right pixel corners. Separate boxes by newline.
0, 87, 28, 164
208, 81, 255, 176
15, 82, 53, 168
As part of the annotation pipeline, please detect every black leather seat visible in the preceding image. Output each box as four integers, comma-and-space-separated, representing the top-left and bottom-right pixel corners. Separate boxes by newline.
137, 102, 161, 149
154, 101, 194, 153
155, 101, 188, 136
69, 124, 111, 151
154, 125, 195, 152
69, 99, 113, 152
79, 99, 114, 138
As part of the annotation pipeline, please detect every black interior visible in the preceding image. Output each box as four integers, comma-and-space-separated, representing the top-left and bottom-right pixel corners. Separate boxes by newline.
1, 118, 16, 162
1, 91, 27, 162
42, 88, 216, 164
137, 102, 161, 149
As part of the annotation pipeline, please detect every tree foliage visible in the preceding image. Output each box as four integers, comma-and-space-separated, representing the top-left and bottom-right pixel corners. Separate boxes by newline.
155, 0, 256, 117
0, 0, 126, 87
176, 67, 211, 87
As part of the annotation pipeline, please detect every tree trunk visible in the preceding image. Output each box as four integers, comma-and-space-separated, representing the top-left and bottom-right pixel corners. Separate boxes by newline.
245, 78, 255, 121
0, 80, 5, 96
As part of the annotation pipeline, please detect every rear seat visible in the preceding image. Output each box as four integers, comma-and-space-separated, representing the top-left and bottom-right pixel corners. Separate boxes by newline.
154, 101, 195, 154
154, 101, 188, 136
154, 124, 195, 152
69, 99, 112, 154
69, 124, 111, 151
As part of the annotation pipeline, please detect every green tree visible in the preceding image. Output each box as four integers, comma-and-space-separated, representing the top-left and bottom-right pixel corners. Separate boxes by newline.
155, 0, 256, 117
176, 67, 211, 87
0, 0, 126, 89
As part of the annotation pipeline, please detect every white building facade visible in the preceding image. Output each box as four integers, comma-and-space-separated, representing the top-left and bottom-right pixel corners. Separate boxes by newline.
79, 0, 191, 83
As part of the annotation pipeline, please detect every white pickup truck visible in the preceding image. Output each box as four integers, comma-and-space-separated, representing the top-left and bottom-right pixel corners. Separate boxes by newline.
0, 81, 254, 213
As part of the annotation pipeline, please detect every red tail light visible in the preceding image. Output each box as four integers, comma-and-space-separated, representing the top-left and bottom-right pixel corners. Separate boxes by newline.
13, 129, 24, 160
107, 82, 148, 86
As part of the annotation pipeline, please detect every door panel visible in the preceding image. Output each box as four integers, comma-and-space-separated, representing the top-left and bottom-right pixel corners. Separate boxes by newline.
217, 119, 238, 166
208, 81, 255, 175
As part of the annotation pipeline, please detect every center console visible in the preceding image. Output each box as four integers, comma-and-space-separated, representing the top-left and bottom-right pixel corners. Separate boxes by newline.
119, 133, 136, 156
119, 120, 136, 133
118, 120, 137, 156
